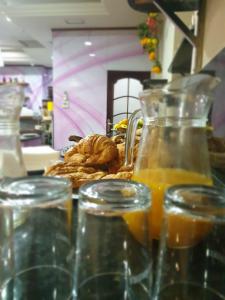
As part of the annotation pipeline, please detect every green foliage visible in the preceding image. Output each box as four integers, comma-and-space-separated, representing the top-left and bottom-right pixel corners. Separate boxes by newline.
137, 23, 149, 39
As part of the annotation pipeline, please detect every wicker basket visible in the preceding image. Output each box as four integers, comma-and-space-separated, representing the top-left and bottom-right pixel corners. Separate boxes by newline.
210, 152, 225, 169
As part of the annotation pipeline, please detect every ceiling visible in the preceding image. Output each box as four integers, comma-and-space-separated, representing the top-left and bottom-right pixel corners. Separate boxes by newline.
0, 0, 146, 67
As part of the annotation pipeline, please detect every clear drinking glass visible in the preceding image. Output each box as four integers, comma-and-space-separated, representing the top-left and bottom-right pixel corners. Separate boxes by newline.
74, 179, 152, 300
0, 176, 74, 300
154, 185, 225, 300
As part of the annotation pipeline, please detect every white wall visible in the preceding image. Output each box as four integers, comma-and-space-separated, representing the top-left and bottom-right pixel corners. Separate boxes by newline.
160, 17, 175, 81
203, 0, 225, 67
159, 12, 193, 81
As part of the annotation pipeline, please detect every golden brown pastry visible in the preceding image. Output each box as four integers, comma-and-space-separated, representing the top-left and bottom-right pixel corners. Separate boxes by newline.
136, 128, 142, 137
60, 171, 106, 189
65, 134, 118, 166
117, 142, 138, 165
118, 165, 134, 172
44, 161, 107, 189
64, 146, 79, 162
107, 141, 139, 173
44, 162, 99, 176
107, 159, 121, 174
111, 134, 125, 144
117, 142, 125, 163
45, 133, 139, 188
64, 152, 87, 164
133, 143, 139, 161
102, 171, 133, 180
107, 142, 125, 173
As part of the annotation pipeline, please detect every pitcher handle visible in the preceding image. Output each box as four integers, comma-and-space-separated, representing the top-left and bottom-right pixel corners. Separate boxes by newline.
124, 109, 143, 167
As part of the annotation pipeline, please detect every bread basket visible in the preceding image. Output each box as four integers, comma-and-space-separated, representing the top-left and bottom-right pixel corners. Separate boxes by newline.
208, 136, 225, 169
210, 152, 225, 169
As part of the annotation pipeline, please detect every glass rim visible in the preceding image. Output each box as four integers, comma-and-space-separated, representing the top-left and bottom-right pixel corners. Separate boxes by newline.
165, 184, 225, 217
0, 176, 72, 207
79, 179, 150, 212
139, 88, 210, 98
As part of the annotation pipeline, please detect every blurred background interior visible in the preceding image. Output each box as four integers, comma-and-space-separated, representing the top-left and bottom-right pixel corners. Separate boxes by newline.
0, 0, 225, 166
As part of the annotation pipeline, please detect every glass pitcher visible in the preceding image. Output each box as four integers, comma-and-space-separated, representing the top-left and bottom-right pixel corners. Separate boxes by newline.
127, 74, 220, 244
0, 84, 27, 178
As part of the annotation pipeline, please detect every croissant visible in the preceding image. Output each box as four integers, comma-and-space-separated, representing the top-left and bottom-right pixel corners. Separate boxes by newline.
44, 161, 107, 189
64, 152, 87, 165
102, 171, 133, 180
118, 165, 134, 172
107, 142, 125, 173
111, 134, 125, 144
64, 146, 79, 162
60, 171, 106, 189
44, 161, 100, 176
65, 134, 118, 166
117, 143, 125, 163
46, 134, 138, 188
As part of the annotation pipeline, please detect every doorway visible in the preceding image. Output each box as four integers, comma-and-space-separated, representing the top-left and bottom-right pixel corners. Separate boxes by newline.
106, 70, 150, 135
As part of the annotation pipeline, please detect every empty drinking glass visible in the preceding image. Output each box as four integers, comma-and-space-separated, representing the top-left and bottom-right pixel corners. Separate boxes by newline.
0, 176, 74, 300
154, 185, 225, 300
74, 179, 152, 300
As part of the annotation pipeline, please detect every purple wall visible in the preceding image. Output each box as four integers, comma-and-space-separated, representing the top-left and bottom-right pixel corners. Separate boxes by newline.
52, 30, 149, 150
0, 66, 52, 112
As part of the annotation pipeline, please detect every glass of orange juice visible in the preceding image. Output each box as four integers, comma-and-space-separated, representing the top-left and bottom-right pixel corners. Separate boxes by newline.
154, 185, 225, 300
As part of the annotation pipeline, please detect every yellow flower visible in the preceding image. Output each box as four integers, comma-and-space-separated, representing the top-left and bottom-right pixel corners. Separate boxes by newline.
149, 13, 158, 18
140, 37, 148, 46
113, 123, 120, 130
119, 119, 128, 126
114, 119, 128, 130
148, 51, 156, 61
146, 38, 153, 46
140, 39, 145, 46
151, 38, 158, 46
120, 124, 127, 129
151, 65, 162, 74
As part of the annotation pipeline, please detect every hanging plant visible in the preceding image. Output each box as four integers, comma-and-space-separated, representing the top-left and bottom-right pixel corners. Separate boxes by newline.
138, 13, 162, 74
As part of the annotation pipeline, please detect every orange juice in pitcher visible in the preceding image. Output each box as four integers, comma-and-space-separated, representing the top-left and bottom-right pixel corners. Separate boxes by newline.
124, 74, 220, 247
131, 168, 212, 246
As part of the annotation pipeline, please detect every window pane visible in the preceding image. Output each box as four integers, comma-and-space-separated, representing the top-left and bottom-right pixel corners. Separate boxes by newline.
113, 113, 127, 125
113, 97, 127, 115
114, 78, 128, 98
129, 78, 143, 98
128, 97, 141, 113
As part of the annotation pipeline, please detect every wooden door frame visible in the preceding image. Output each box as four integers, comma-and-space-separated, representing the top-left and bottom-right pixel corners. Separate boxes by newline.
106, 70, 150, 134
